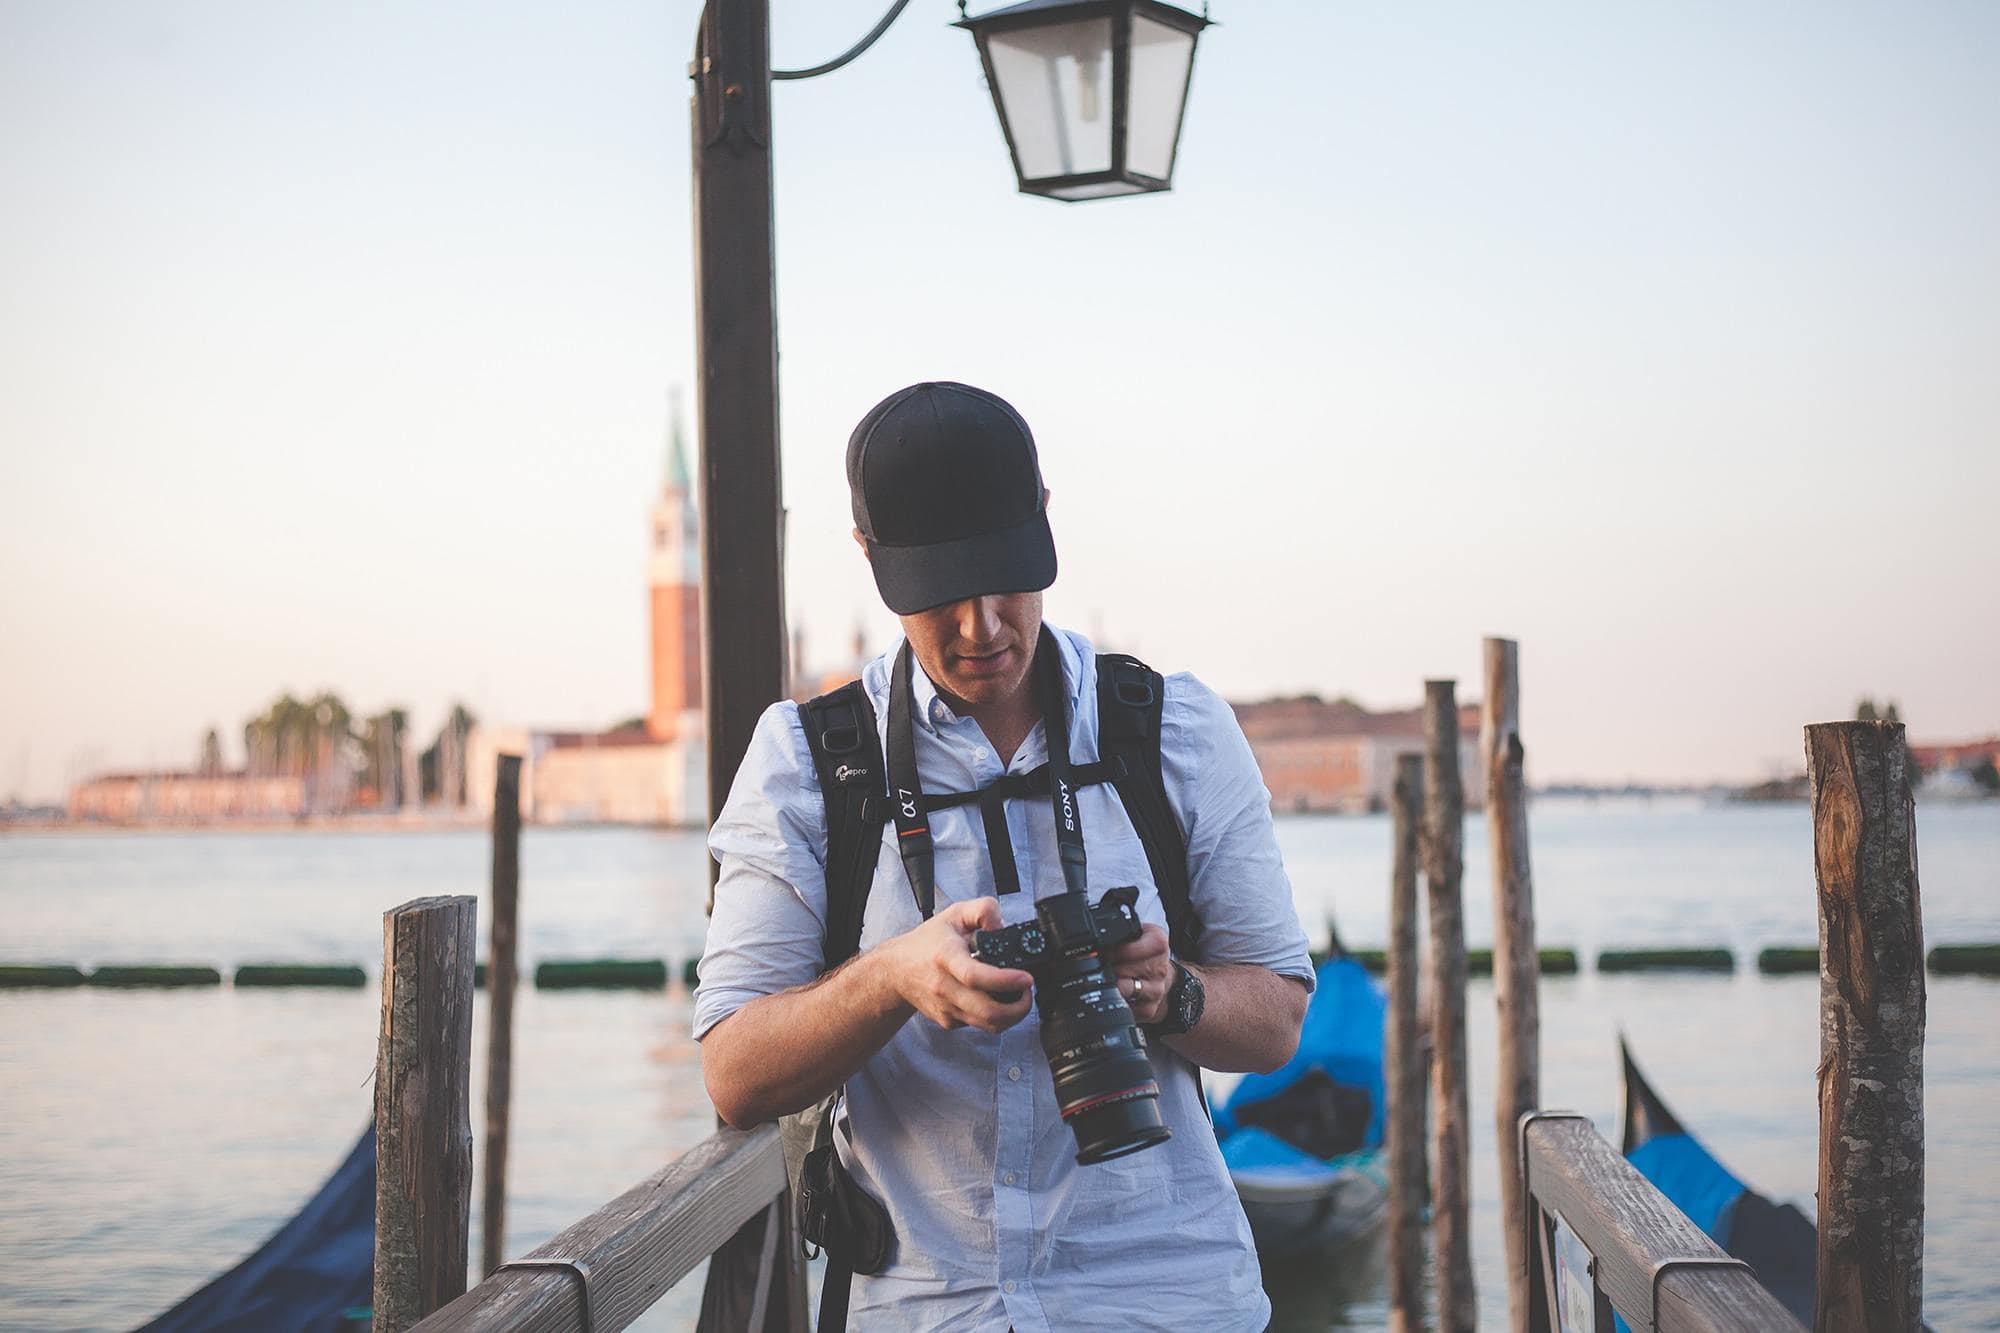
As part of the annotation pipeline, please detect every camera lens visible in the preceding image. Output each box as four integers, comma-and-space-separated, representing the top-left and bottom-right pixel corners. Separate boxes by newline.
1035, 952, 1172, 1164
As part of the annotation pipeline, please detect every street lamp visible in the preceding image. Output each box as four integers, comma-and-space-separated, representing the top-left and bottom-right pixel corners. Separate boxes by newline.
958, 0, 1210, 201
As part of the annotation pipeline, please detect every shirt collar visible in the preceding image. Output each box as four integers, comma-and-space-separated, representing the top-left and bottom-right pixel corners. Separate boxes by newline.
902, 622, 1087, 736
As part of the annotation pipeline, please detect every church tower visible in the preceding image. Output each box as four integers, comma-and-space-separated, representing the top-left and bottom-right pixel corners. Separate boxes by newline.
648, 399, 703, 742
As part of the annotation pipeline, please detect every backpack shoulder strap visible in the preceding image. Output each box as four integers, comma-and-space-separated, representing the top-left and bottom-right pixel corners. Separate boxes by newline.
1095, 653, 1203, 960
798, 680, 888, 973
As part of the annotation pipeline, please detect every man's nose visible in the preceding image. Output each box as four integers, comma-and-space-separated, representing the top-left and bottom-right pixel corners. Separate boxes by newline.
957, 596, 1003, 643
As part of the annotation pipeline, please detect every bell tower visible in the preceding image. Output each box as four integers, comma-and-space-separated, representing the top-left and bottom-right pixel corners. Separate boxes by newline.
648, 397, 703, 742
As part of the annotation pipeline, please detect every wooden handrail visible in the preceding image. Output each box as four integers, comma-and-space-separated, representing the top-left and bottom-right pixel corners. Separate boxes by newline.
414, 1123, 788, 1333
1522, 1113, 1803, 1332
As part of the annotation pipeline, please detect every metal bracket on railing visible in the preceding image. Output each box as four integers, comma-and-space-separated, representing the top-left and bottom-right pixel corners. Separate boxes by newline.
494, 1257, 599, 1333
1517, 1108, 1591, 1194
1644, 1256, 1755, 1331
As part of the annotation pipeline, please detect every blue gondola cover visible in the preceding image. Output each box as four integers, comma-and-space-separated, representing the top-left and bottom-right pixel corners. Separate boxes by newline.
136, 1126, 374, 1333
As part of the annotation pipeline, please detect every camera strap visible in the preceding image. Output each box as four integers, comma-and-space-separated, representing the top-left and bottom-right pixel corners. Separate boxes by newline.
886, 626, 1092, 914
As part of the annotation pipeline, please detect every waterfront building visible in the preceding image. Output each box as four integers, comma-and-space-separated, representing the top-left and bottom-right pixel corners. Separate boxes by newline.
1232, 695, 1485, 814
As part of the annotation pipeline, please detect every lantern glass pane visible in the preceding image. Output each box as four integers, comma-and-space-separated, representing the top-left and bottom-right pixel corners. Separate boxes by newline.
986, 17, 1114, 180
1126, 14, 1196, 180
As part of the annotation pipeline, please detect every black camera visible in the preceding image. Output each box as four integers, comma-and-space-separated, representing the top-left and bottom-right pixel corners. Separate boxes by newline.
972, 885, 1172, 1165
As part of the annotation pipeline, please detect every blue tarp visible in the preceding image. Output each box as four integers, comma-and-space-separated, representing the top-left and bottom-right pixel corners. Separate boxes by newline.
136, 1126, 374, 1333
1214, 955, 1386, 1149
1625, 1131, 1746, 1242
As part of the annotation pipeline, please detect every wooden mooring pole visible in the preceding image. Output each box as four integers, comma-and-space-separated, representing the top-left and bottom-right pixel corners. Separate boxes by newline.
375, 895, 478, 1332
1423, 679, 1476, 1333
481, 754, 523, 1278
1385, 752, 1428, 1333
1806, 722, 1925, 1331
1483, 638, 1539, 1333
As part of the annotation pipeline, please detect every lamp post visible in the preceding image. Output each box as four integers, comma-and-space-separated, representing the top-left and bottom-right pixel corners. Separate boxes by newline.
687, 4, 1209, 1325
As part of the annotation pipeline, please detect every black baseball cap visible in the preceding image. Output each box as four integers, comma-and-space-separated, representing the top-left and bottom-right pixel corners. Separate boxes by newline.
846, 382, 1057, 615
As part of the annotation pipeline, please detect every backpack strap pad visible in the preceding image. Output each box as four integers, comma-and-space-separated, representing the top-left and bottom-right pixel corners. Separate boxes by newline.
799, 681, 889, 973
1095, 653, 1203, 961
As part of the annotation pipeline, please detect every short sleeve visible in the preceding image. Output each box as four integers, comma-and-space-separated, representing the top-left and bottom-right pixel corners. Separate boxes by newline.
691, 701, 834, 1039
1158, 673, 1315, 990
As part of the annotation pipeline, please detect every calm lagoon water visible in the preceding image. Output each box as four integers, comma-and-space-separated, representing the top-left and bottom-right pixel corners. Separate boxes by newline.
2, 799, 1995, 1329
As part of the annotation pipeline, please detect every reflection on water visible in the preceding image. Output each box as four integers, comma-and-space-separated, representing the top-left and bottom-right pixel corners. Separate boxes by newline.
1, 801, 1995, 1329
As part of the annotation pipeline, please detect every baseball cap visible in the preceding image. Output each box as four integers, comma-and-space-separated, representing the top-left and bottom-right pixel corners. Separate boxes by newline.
846, 382, 1057, 615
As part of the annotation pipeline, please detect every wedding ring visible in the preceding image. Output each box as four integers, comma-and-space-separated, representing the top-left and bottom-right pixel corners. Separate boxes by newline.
1134, 977, 1144, 997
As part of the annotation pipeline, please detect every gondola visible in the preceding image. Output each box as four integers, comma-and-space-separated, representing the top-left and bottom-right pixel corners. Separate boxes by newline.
1620, 1041, 1817, 1325
1214, 952, 1388, 1260
136, 1126, 375, 1333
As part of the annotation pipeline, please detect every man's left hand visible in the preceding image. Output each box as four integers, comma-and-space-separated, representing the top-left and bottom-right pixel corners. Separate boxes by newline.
1105, 923, 1174, 1026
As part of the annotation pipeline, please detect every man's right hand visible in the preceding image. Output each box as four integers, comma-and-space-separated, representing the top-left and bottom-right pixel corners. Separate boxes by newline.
880, 897, 1035, 1034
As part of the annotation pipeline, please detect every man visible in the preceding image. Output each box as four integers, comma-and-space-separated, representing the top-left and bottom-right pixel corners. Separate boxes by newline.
695, 381, 1313, 1331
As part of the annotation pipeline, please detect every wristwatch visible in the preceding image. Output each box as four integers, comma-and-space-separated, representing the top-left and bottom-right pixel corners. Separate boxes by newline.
1148, 961, 1205, 1037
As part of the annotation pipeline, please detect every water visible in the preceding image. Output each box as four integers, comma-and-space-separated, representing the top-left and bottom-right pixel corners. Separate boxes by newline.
2, 799, 1995, 1330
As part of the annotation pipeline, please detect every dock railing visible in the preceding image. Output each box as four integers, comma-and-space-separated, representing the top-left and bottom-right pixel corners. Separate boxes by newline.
411, 1124, 793, 1332
1520, 1111, 1803, 1332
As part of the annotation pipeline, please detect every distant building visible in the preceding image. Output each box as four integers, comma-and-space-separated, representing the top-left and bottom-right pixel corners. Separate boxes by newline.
466, 410, 707, 826
69, 771, 307, 822
1909, 735, 2000, 775
1230, 695, 1484, 814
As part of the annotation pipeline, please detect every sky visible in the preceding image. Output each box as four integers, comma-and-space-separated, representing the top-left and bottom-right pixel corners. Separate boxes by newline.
2, 0, 1996, 800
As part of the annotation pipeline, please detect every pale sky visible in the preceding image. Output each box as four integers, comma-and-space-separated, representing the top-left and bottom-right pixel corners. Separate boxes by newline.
2, 0, 1996, 800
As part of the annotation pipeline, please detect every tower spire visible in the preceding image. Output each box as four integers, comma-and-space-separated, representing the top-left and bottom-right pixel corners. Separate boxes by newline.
667, 388, 692, 494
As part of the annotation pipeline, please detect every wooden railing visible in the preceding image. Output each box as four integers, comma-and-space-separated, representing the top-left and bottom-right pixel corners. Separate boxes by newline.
412, 1124, 791, 1332
1520, 1112, 1802, 1332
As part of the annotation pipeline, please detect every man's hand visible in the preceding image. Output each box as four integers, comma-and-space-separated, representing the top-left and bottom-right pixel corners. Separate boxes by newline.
1105, 922, 1174, 1026
881, 897, 1036, 1034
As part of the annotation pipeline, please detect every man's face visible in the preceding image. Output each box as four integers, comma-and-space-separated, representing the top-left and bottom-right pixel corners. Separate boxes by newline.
899, 591, 1044, 712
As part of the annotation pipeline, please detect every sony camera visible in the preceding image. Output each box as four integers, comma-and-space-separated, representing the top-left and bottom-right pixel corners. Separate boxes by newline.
972, 885, 1172, 1164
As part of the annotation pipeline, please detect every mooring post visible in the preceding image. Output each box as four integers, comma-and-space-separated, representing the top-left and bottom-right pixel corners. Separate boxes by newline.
1483, 638, 1539, 1333
1423, 679, 1476, 1333
1806, 721, 1925, 1331
1385, 752, 1428, 1333
375, 894, 477, 1332
481, 754, 523, 1277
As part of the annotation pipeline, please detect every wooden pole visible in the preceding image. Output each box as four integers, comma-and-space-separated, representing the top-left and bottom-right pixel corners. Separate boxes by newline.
1483, 638, 1539, 1333
1423, 679, 1476, 1333
690, 5, 805, 1327
1806, 721, 1925, 1331
375, 895, 477, 1332
1385, 752, 1428, 1333
693, 0, 788, 914
481, 754, 523, 1277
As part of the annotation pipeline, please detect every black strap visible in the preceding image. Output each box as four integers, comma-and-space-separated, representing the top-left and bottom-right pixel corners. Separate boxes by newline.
819, 1259, 853, 1333
799, 681, 890, 971
1095, 652, 1201, 961
886, 642, 937, 919
1033, 626, 1091, 898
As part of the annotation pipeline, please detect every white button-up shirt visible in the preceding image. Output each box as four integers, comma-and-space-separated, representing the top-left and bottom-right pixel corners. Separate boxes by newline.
695, 626, 1314, 1331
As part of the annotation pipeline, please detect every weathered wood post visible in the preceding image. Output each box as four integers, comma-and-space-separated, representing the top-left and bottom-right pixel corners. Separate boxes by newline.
375, 895, 478, 1332
1483, 637, 1539, 1333
1385, 752, 1428, 1333
1423, 680, 1476, 1333
1806, 722, 1925, 1331
481, 754, 522, 1277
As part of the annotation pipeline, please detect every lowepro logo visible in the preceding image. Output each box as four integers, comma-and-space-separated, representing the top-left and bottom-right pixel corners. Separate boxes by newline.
1059, 778, 1076, 832
898, 788, 919, 819
834, 764, 870, 783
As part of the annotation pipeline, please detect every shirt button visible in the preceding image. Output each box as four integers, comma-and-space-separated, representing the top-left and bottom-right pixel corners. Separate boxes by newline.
1002, 1171, 1017, 1186
1007, 1066, 1022, 1081
1003, 1280, 1018, 1294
